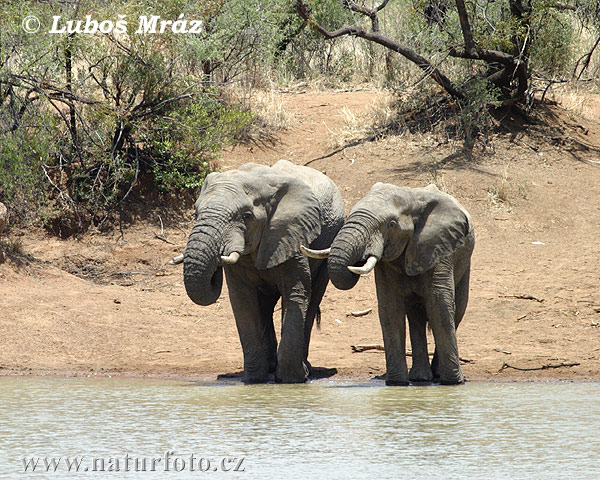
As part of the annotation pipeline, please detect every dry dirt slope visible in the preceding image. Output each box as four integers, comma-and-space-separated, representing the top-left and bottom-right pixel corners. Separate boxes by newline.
1, 89, 599, 381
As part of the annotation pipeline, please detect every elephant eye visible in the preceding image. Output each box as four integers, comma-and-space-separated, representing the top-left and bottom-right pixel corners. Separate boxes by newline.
242, 211, 254, 221
389, 220, 398, 228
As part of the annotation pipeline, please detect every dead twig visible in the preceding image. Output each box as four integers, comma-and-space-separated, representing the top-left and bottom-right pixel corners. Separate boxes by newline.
346, 308, 372, 317
498, 361, 580, 372
499, 294, 544, 303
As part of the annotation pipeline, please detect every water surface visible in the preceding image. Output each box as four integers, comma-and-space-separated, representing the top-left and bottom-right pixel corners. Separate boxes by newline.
1, 377, 599, 479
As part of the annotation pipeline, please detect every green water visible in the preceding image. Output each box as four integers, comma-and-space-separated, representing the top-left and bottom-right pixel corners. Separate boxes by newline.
1, 377, 599, 479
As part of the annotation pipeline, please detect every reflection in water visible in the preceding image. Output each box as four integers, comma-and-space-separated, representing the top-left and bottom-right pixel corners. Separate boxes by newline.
1, 378, 599, 479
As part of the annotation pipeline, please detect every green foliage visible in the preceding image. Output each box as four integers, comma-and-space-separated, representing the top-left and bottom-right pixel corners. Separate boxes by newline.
458, 78, 501, 149
141, 94, 252, 192
529, 9, 574, 77
0, 0, 266, 233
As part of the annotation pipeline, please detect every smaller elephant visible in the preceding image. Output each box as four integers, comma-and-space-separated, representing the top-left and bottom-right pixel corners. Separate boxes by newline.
303, 183, 474, 385
179, 160, 345, 383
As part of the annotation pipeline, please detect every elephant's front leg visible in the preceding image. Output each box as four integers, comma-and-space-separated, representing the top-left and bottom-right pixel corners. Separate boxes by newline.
275, 256, 312, 383
375, 265, 409, 386
425, 258, 464, 385
225, 267, 275, 384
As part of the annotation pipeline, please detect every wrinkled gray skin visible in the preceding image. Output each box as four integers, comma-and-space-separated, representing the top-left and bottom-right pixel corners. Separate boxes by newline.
183, 160, 344, 384
328, 183, 474, 386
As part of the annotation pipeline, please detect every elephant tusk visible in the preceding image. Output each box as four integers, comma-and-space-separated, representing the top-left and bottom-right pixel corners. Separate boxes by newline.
348, 256, 378, 275
220, 251, 241, 265
300, 245, 330, 259
169, 254, 184, 265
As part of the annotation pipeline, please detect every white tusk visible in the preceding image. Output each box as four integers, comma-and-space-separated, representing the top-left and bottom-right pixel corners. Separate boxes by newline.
300, 245, 330, 259
169, 254, 184, 265
220, 251, 240, 265
348, 256, 378, 275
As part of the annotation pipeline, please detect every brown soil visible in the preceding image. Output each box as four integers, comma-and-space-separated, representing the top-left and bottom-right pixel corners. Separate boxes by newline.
2, 89, 600, 383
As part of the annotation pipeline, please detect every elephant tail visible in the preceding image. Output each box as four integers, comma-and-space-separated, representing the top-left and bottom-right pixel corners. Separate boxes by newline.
308, 260, 329, 331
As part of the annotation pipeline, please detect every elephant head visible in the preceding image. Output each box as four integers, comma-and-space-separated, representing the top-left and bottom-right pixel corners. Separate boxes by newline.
183, 163, 322, 306
318, 183, 472, 288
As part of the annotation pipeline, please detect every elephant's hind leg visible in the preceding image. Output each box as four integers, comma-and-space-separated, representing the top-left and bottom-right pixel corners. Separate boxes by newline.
305, 259, 329, 366
454, 263, 470, 330
425, 258, 464, 385
407, 303, 433, 383
432, 263, 470, 381
258, 291, 280, 374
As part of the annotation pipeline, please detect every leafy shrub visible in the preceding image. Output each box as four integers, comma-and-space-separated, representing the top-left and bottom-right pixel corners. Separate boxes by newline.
141, 94, 253, 192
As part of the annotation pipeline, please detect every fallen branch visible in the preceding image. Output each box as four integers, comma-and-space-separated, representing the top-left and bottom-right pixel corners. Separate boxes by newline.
154, 233, 175, 245
498, 361, 580, 372
154, 215, 175, 244
351, 344, 384, 353
346, 308, 372, 317
499, 294, 544, 302
494, 348, 512, 355
350, 345, 472, 363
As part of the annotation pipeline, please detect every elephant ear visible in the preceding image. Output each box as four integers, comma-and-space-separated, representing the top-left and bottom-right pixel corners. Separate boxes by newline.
404, 191, 472, 276
255, 176, 322, 270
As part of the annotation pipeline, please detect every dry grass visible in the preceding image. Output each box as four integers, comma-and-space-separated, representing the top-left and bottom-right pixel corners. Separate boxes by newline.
427, 168, 454, 195
329, 92, 396, 148
550, 85, 600, 122
1, 237, 25, 256
249, 89, 295, 132
223, 86, 295, 143
487, 166, 511, 210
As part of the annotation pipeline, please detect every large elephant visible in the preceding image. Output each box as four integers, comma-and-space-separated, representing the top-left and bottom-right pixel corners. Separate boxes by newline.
303, 183, 474, 386
179, 160, 345, 384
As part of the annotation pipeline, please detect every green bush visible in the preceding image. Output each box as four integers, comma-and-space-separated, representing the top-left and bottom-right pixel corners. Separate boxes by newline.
141, 94, 253, 192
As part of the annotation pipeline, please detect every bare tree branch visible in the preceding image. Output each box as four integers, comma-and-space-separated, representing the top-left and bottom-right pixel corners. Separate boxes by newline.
574, 34, 600, 80
296, 0, 463, 99
344, 0, 391, 32
455, 0, 476, 55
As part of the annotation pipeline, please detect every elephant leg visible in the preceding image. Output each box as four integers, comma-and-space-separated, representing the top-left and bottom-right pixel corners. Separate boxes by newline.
375, 265, 409, 386
407, 303, 433, 383
304, 259, 329, 367
275, 256, 312, 383
225, 270, 271, 384
432, 262, 471, 379
258, 290, 280, 374
454, 262, 470, 330
425, 258, 464, 385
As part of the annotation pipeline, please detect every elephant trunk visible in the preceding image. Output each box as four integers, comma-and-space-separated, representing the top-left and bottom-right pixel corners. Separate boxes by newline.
183, 213, 227, 306
329, 219, 374, 290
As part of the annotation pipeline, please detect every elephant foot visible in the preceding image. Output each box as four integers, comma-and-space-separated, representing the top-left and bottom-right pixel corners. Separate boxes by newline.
275, 361, 309, 384
243, 375, 269, 385
243, 365, 270, 384
409, 364, 433, 383
385, 379, 409, 386
440, 376, 465, 385
439, 368, 464, 385
304, 359, 313, 377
